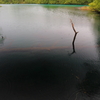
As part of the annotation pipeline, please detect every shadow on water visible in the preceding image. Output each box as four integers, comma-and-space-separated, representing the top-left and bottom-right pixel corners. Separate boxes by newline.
0, 51, 81, 100
78, 69, 100, 99
66, 60, 100, 100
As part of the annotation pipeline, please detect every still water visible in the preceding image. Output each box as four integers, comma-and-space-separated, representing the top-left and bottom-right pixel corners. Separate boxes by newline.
0, 4, 100, 100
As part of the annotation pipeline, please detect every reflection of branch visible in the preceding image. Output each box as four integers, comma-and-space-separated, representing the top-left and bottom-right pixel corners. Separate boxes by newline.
69, 19, 78, 56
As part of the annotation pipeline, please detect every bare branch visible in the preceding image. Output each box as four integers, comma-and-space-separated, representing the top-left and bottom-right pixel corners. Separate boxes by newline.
69, 19, 79, 56
70, 19, 78, 34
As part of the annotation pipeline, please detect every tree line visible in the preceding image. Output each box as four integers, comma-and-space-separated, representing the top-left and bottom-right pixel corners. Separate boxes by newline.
0, 0, 100, 12
0, 0, 93, 4
89, 0, 100, 13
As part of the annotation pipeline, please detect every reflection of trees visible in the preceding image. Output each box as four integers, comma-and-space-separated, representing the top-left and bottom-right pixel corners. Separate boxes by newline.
76, 12, 100, 99
93, 14, 100, 46
42, 5, 60, 11
78, 70, 100, 97
87, 12, 100, 46
89, 12, 100, 66
42, 5, 59, 9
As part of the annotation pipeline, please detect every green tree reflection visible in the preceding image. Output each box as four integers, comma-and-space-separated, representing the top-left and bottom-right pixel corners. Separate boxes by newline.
79, 70, 100, 97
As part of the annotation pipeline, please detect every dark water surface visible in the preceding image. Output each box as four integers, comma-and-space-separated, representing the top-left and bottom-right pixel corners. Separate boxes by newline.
0, 4, 100, 100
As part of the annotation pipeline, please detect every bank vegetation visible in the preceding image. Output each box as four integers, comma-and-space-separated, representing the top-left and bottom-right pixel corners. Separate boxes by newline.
0, 0, 100, 13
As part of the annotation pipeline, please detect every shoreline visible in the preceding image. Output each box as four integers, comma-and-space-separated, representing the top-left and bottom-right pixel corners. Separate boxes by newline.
0, 4, 93, 12
77, 6, 90, 10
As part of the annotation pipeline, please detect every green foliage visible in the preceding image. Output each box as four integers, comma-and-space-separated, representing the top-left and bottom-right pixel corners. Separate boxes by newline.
0, 0, 5, 3
0, 0, 94, 4
65, 0, 93, 5
25, 0, 34, 4
1, 0, 99, 13
89, 0, 100, 12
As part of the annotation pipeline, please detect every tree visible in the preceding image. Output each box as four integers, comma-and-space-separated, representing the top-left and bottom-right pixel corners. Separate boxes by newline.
0, 0, 94, 5
65, 0, 93, 5
89, 0, 100, 12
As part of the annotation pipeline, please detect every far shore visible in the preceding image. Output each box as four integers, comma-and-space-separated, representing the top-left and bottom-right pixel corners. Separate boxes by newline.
78, 6, 90, 10
0, 5, 91, 11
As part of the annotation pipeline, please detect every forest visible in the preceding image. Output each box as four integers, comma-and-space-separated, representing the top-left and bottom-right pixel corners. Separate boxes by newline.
0, 0, 100, 12
0, 0, 93, 4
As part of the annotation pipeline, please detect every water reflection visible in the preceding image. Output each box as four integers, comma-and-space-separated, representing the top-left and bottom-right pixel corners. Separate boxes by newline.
79, 70, 100, 97
0, 38, 5, 45
88, 12, 100, 62
70, 34, 77, 56
93, 14, 100, 45
0, 30, 5, 45
0, 4, 100, 100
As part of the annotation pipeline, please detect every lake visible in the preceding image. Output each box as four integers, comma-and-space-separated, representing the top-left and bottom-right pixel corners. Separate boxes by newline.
0, 4, 100, 100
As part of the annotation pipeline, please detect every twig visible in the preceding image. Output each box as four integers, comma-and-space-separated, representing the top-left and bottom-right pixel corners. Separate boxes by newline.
70, 19, 78, 34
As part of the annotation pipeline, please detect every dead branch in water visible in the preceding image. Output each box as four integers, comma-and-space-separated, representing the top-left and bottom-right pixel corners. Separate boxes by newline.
70, 19, 78, 35
69, 19, 79, 56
